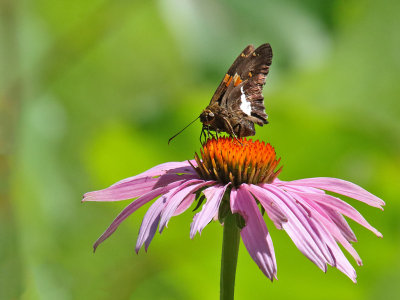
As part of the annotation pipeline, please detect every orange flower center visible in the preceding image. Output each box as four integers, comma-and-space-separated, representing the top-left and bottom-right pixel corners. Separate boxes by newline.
192, 137, 282, 186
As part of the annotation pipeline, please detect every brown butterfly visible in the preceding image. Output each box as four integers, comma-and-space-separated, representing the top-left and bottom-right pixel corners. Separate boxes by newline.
169, 43, 272, 144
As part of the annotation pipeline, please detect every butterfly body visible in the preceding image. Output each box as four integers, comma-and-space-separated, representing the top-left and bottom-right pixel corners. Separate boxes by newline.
200, 43, 273, 138
200, 104, 257, 137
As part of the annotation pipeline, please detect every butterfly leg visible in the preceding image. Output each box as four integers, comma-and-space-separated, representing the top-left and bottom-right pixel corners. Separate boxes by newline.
201, 125, 214, 144
234, 121, 255, 138
200, 126, 206, 144
222, 117, 242, 145
233, 123, 241, 138
209, 130, 216, 140
206, 127, 212, 140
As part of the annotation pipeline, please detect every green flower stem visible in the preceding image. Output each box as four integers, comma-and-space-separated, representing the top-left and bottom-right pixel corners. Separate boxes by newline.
220, 209, 241, 300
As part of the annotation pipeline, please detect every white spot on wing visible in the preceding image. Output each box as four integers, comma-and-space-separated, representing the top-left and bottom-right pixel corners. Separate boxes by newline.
240, 86, 252, 116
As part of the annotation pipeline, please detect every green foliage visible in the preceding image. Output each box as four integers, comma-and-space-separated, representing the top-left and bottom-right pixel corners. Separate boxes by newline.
1, 0, 399, 299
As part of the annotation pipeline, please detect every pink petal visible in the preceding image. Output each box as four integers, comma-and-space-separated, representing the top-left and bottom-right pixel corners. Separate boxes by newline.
290, 191, 362, 267
292, 201, 357, 282
84, 177, 158, 202
282, 177, 385, 209
190, 184, 229, 238
92, 179, 183, 252
262, 185, 333, 271
333, 254, 357, 283
173, 194, 196, 216
279, 184, 326, 195
280, 185, 358, 242
291, 191, 382, 238
83, 173, 197, 202
135, 190, 174, 253
319, 205, 357, 242
159, 180, 214, 233
113, 160, 196, 185
230, 186, 277, 280
246, 184, 288, 229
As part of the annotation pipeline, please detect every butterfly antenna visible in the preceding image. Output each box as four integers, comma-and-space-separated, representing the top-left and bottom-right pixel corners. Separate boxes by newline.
168, 116, 200, 144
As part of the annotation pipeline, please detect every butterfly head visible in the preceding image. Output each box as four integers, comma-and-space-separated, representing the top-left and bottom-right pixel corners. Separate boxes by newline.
200, 109, 215, 125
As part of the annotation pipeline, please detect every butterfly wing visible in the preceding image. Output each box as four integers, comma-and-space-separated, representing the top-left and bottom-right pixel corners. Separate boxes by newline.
221, 43, 273, 125
208, 45, 255, 106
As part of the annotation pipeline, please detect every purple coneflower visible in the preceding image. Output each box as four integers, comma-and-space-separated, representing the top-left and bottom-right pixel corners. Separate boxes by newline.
83, 137, 384, 289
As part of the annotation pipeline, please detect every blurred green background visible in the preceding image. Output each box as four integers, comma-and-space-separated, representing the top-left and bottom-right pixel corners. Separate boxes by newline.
1, 0, 399, 299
